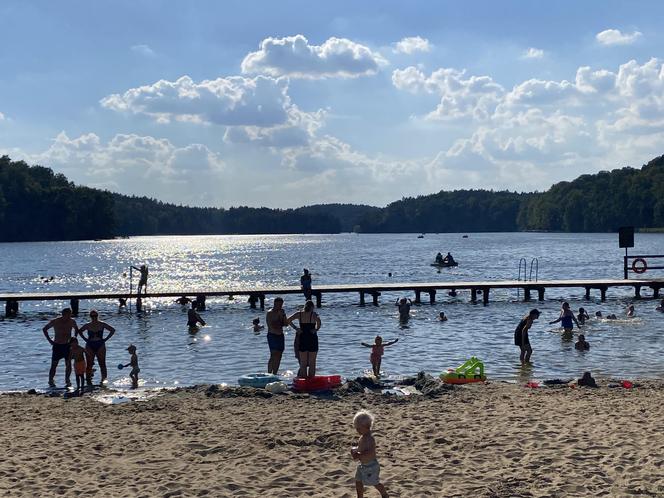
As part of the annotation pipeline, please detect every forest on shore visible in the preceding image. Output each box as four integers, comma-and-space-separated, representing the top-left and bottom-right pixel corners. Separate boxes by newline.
1, 154, 663, 241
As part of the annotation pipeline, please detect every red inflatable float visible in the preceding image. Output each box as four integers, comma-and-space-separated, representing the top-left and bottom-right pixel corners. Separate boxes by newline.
292, 375, 342, 392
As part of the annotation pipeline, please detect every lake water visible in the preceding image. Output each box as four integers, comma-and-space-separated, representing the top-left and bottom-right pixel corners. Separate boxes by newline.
1, 232, 663, 391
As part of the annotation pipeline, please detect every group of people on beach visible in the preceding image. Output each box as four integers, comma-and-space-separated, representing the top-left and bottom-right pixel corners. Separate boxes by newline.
42, 308, 139, 390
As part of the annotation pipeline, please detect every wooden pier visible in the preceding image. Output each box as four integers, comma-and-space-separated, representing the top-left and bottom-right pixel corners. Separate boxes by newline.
1, 278, 663, 317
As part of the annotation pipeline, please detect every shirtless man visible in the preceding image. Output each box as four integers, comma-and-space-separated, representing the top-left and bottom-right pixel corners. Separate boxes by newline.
266, 297, 291, 375
43, 308, 80, 387
396, 298, 412, 322
79, 310, 116, 385
132, 264, 149, 295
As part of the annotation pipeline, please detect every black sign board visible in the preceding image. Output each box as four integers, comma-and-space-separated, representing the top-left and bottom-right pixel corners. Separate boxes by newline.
618, 226, 634, 248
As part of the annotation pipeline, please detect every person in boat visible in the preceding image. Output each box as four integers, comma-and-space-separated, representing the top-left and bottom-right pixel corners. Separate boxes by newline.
79, 310, 116, 385
442, 252, 455, 264
435, 252, 444, 264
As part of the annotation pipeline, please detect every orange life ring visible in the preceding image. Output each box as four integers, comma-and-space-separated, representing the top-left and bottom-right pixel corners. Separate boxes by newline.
632, 258, 647, 274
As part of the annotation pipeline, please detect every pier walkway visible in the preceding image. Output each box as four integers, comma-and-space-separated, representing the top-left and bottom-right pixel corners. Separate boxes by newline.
2, 278, 663, 316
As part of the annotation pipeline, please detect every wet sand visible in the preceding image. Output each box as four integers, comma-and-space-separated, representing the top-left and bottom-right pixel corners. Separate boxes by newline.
1, 381, 663, 497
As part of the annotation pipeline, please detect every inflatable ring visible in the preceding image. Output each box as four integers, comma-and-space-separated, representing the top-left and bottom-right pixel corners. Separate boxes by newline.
632, 258, 647, 274
238, 373, 280, 388
292, 375, 342, 392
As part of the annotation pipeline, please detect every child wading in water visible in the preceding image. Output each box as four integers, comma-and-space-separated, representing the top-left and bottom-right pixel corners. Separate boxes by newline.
351, 411, 388, 498
550, 301, 580, 340
68, 338, 86, 392
122, 345, 140, 388
361, 336, 398, 378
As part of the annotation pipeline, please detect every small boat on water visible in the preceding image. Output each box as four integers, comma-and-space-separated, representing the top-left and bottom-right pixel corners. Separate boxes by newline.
430, 260, 459, 268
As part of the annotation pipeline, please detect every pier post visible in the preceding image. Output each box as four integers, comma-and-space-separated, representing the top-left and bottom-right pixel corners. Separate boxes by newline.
428, 290, 436, 304
314, 292, 322, 308
653, 286, 661, 299
359, 291, 365, 306
482, 288, 490, 306
585, 287, 591, 300
70, 298, 79, 316
5, 300, 18, 318
470, 288, 477, 303
258, 294, 265, 310
414, 290, 421, 304
135, 297, 142, 312
537, 287, 545, 301
634, 286, 642, 299
600, 286, 607, 302
195, 295, 206, 311
523, 288, 531, 301
371, 291, 381, 306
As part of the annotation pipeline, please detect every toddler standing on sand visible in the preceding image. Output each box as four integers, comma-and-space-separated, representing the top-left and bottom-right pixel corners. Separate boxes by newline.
351, 410, 388, 498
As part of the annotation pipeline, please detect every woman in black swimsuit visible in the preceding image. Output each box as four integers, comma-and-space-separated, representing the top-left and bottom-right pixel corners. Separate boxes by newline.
79, 310, 116, 385
287, 300, 322, 378
514, 309, 540, 364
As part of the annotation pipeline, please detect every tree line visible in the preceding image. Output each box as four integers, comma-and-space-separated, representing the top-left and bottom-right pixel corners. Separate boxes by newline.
1, 154, 663, 241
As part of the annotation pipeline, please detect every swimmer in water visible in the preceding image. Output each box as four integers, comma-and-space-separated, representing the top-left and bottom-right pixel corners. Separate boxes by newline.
656, 299, 664, 312
438, 311, 448, 322
252, 317, 264, 332
395, 298, 412, 322
577, 307, 590, 325
627, 305, 635, 317
595, 311, 603, 318
575, 334, 590, 351
549, 301, 580, 340
187, 302, 206, 329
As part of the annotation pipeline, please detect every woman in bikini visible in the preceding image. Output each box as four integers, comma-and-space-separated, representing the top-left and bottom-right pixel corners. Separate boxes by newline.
79, 310, 115, 385
287, 300, 322, 379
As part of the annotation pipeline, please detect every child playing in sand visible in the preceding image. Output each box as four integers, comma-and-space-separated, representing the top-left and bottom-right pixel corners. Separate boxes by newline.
575, 334, 590, 351
122, 345, 140, 388
351, 410, 388, 498
68, 337, 86, 391
361, 336, 398, 378
252, 317, 264, 332
577, 307, 590, 325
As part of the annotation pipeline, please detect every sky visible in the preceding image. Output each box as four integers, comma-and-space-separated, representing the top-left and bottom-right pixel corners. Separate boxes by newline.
1, 0, 664, 208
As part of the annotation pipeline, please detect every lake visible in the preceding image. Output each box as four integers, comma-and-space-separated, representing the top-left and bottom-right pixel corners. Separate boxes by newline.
1, 232, 663, 391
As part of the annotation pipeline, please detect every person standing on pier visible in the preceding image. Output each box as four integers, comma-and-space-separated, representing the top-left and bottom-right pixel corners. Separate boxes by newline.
132, 264, 149, 295
515, 309, 540, 364
266, 297, 291, 375
300, 269, 312, 300
42, 308, 80, 387
287, 300, 321, 378
79, 310, 116, 385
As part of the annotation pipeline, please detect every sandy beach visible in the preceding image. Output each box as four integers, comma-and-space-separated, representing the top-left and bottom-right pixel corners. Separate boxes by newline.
1, 379, 663, 498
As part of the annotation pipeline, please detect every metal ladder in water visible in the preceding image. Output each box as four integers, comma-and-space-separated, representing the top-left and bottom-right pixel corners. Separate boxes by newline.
517, 257, 539, 299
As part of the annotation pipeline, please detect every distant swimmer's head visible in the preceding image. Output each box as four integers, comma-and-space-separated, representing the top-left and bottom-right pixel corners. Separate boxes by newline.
62, 308, 72, 317
252, 318, 260, 325
375, 335, 383, 345
439, 311, 447, 320
595, 311, 602, 317
353, 410, 375, 434
579, 307, 586, 313
303, 268, 309, 274
304, 300, 315, 312
628, 305, 635, 311
578, 334, 585, 341
529, 309, 541, 319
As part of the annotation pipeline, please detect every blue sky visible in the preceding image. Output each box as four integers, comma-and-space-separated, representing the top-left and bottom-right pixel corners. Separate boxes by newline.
1, 1, 664, 207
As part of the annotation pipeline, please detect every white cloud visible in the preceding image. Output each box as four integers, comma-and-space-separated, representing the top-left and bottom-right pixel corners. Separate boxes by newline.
596, 29, 642, 46
0, 112, 5, 121
101, 75, 294, 127
522, 47, 544, 59
240, 34, 386, 79
130, 44, 156, 57
393, 36, 431, 54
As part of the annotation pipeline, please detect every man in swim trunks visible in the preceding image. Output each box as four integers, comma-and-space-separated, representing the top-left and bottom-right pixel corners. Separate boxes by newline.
266, 297, 291, 375
43, 308, 80, 387
79, 310, 116, 385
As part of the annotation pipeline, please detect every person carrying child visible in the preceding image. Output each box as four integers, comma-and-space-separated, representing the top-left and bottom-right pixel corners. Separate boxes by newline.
361, 336, 398, 378
121, 345, 140, 388
351, 410, 389, 498
68, 337, 86, 392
